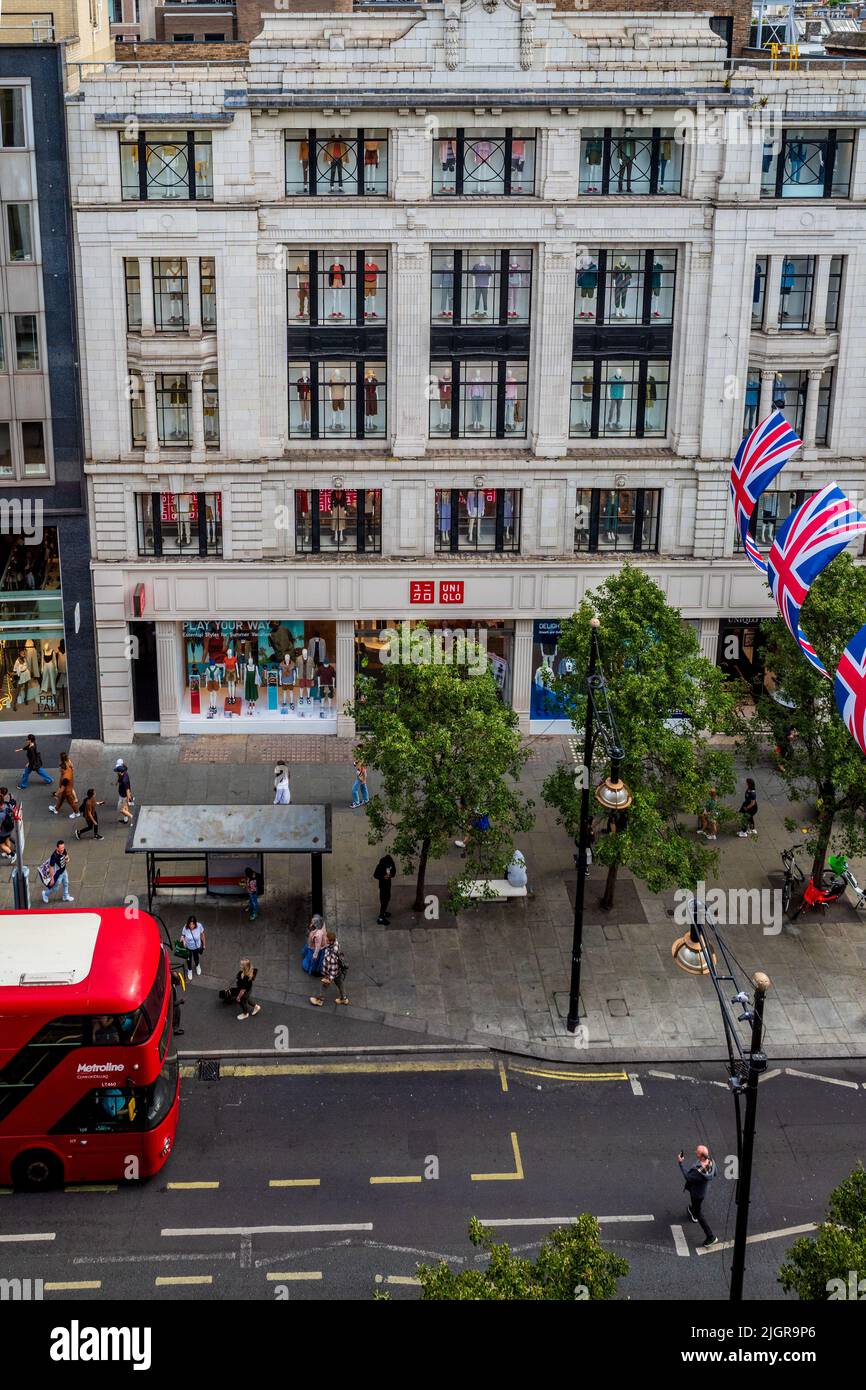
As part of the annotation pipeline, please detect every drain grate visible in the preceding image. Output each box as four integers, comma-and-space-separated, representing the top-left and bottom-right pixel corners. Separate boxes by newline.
198, 1058, 221, 1081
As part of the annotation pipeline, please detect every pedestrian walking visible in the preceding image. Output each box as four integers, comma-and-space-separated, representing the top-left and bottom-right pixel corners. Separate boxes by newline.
677, 1144, 718, 1247
51, 752, 80, 820
241, 866, 260, 921
351, 757, 369, 808
115, 759, 134, 824
273, 763, 291, 805
373, 852, 396, 924
40, 839, 74, 904
181, 915, 206, 979
76, 789, 105, 840
309, 932, 349, 1006
0, 790, 17, 860
235, 958, 261, 1021
16, 734, 52, 788
302, 913, 328, 976
697, 788, 720, 842
736, 777, 759, 839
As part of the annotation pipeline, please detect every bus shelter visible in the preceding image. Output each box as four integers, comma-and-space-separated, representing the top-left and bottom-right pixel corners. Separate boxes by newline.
126, 805, 332, 916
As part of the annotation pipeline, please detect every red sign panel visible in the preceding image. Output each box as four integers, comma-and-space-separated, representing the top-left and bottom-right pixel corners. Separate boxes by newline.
439, 581, 464, 605
410, 581, 434, 604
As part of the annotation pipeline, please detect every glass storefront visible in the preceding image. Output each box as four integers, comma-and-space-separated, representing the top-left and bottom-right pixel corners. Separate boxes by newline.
530, 620, 576, 727
182, 620, 336, 723
354, 619, 514, 707
0, 526, 70, 728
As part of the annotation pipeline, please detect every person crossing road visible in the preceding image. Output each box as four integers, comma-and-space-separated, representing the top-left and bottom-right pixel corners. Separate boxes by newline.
678, 1144, 718, 1247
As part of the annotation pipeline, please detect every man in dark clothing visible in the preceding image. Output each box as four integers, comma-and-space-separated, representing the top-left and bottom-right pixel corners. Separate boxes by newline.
16, 734, 53, 788
678, 1145, 718, 1246
373, 853, 396, 925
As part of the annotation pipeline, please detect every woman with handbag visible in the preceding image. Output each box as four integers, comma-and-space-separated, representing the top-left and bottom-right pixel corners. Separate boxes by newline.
309, 933, 348, 1007
181, 916, 206, 980
235, 958, 261, 1021
302, 914, 328, 977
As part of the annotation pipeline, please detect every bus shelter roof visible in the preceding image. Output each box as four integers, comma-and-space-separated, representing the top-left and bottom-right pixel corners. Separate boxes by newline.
126, 805, 332, 855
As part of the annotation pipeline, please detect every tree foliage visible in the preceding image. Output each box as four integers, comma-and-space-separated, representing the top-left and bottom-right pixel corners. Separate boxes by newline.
542, 566, 738, 906
417, 1215, 629, 1300
778, 1165, 866, 1300
348, 636, 534, 911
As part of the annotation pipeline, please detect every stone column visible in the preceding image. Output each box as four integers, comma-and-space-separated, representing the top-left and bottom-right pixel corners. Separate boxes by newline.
391, 127, 430, 202
531, 243, 575, 457
187, 255, 202, 338
392, 244, 428, 458
810, 255, 832, 335
142, 369, 159, 463
540, 127, 578, 200
699, 617, 720, 664
189, 369, 206, 463
759, 368, 775, 421
155, 620, 181, 738
512, 618, 534, 735
139, 257, 155, 336
672, 243, 712, 456
764, 255, 782, 334
258, 246, 287, 454
335, 620, 356, 738
801, 367, 824, 452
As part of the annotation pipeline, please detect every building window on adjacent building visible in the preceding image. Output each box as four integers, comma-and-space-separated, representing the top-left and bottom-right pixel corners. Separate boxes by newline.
574, 488, 661, 553
579, 129, 682, 195
429, 360, 528, 439
826, 256, 843, 330
434, 488, 521, 552
201, 258, 217, 329
735, 489, 808, 552
6, 204, 33, 263
430, 249, 532, 324
129, 371, 146, 446
0, 319, 5, 373
108, 0, 123, 20
0, 89, 25, 148
432, 130, 536, 196
120, 129, 213, 201
203, 371, 219, 447
124, 258, 142, 330
153, 258, 189, 331
0, 420, 48, 479
779, 255, 814, 329
0, 422, 11, 475
570, 358, 669, 438
287, 361, 386, 439
285, 131, 388, 196
136, 491, 222, 557
574, 249, 677, 324
744, 369, 832, 443
288, 250, 388, 324
156, 373, 190, 444
752, 256, 767, 327
13, 315, 39, 371
761, 129, 854, 199
294, 488, 382, 554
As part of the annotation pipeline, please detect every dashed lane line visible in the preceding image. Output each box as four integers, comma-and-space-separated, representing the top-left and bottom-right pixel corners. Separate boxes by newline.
44, 1282, 102, 1292
167, 1182, 220, 1190
477, 1215, 654, 1227
628, 1073, 644, 1096
671, 1225, 691, 1257
220, 1059, 495, 1078
471, 1132, 524, 1182
783, 1067, 860, 1090
269, 1179, 320, 1188
377, 1275, 422, 1287
697, 1222, 818, 1255
498, 1061, 508, 1093
0, 1232, 55, 1243
64, 1185, 118, 1194
370, 1176, 423, 1185
161, 1223, 374, 1238
155, 1276, 213, 1287
265, 1271, 322, 1282
647, 1070, 729, 1089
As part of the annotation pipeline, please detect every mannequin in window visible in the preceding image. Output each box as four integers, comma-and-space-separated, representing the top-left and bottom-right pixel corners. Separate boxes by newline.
278, 651, 296, 712
612, 258, 633, 318
296, 370, 311, 431
772, 372, 787, 411
25, 638, 40, 683
56, 639, 68, 714
317, 660, 336, 718
507, 258, 527, 319
602, 492, 619, 543
616, 132, 636, 192
468, 370, 485, 431
438, 260, 454, 318
753, 261, 764, 311
758, 496, 777, 545
437, 491, 451, 545
243, 654, 261, 716
224, 645, 238, 707
471, 257, 492, 317
439, 137, 457, 192
328, 370, 347, 432
166, 260, 184, 326
364, 138, 380, 191
579, 369, 593, 431
296, 489, 310, 545
328, 259, 347, 318
606, 369, 625, 429
364, 490, 378, 547
504, 372, 518, 432
364, 370, 379, 430
176, 494, 192, 548
503, 490, 514, 541
363, 259, 380, 319
205, 656, 221, 718
40, 645, 57, 709
13, 650, 29, 706
295, 262, 309, 319
576, 256, 598, 318
788, 139, 806, 184
331, 488, 348, 545
327, 137, 348, 190
645, 372, 658, 428
651, 260, 665, 318
511, 137, 526, 192
583, 134, 603, 193
744, 379, 759, 432
298, 137, 310, 189
466, 489, 485, 543
298, 645, 315, 710
206, 500, 217, 545
169, 378, 187, 439
437, 371, 452, 431
780, 257, 795, 319
574, 499, 589, 547
658, 136, 672, 189
308, 631, 328, 667
469, 136, 492, 176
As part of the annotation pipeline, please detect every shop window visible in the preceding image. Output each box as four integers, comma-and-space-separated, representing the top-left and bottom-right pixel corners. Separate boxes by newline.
129, 371, 146, 447
432, 129, 536, 196
577, 249, 677, 325
778, 256, 814, 330
285, 131, 388, 196
825, 256, 843, 330
13, 315, 39, 372
289, 250, 388, 325
570, 358, 669, 439
743, 372, 760, 434
574, 488, 661, 553
434, 488, 521, 553
815, 367, 832, 445
203, 372, 219, 447
120, 129, 213, 201
200, 258, 217, 330
761, 129, 854, 199
0, 423, 11, 475
287, 361, 385, 440
0, 320, 5, 373
429, 359, 527, 439
735, 489, 808, 553
0, 89, 26, 148
21, 422, 47, 476
156, 374, 190, 445
752, 257, 767, 327
294, 488, 381, 554
579, 129, 682, 196
0, 526, 68, 725
125, 259, 142, 331
136, 492, 222, 557
153, 258, 189, 331
6, 204, 33, 263
183, 619, 338, 723
431, 249, 532, 325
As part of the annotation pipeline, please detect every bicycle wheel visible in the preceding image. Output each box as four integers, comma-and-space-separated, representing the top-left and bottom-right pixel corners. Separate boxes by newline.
782, 877, 793, 914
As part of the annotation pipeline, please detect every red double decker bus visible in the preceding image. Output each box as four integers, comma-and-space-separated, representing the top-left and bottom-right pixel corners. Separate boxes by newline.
0, 908, 179, 1189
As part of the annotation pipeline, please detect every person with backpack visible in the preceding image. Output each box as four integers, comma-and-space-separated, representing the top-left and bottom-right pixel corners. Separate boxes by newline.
309, 933, 348, 1007
235, 958, 261, 1020
677, 1144, 718, 1247
16, 734, 52, 788
373, 853, 396, 925
115, 760, 134, 825
736, 777, 758, 839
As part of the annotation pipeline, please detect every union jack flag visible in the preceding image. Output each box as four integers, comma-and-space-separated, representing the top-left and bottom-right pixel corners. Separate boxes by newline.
767, 484, 866, 678
835, 621, 866, 758
730, 411, 802, 574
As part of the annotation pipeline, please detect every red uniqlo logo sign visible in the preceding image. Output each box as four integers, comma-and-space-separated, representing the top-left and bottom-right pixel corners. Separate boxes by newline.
439, 581, 464, 605
410, 580, 434, 604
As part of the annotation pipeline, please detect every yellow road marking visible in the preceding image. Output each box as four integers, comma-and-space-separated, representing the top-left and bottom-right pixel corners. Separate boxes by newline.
509, 1066, 629, 1082
370, 1175, 423, 1185
221, 1059, 494, 1078
64, 1185, 118, 1194
498, 1061, 509, 1093
167, 1182, 219, 1190
385, 1275, 422, 1286
155, 1275, 213, 1286
179, 1065, 197, 1079
266, 1271, 323, 1282
471, 1131, 524, 1182
269, 1178, 320, 1188
44, 1281, 102, 1291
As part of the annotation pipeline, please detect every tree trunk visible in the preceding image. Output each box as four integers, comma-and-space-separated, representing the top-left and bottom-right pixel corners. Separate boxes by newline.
413, 837, 431, 913
810, 810, 834, 888
600, 860, 618, 911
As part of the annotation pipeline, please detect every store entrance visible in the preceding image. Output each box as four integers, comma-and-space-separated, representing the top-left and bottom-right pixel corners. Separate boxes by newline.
130, 621, 159, 724
717, 618, 766, 698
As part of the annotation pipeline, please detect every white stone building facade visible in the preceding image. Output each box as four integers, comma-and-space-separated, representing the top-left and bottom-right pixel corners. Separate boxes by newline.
68, 3, 866, 739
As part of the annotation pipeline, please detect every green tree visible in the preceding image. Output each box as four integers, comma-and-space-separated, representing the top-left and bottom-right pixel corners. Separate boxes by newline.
778, 1165, 866, 1300
542, 566, 738, 909
745, 554, 866, 886
417, 1215, 628, 1300
348, 632, 533, 912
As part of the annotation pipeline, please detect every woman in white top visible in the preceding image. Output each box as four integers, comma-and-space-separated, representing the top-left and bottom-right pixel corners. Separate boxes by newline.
273, 764, 291, 805
181, 916, 206, 979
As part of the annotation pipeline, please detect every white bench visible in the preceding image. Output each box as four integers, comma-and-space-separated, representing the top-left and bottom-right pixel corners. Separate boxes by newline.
465, 878, 528, 903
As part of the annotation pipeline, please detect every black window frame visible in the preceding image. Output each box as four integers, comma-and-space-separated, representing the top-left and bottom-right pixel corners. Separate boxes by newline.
580, 128, 682, 196
429, 357, 528, 440
289, 250, 389, 328
152, 257, 189, 332
120, 129, 212, 202
287, 359, 386, 441
285, 129, 388, 197
574, 487, 662, 553
434, 487, 522, 553
569, 357, 671, 439
432, 128, 537, 197
735, 488, 809, 553
431, 248, 533, 328
124, 257, 142, 331
762, 128, 854, 200
135, 491, 223, 558
825, 256, 843, 331
778, 254, 815, 331
293, 487, 382, 554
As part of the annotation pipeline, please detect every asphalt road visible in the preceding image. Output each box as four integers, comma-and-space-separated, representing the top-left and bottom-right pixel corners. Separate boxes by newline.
2, 1056, 864, 1303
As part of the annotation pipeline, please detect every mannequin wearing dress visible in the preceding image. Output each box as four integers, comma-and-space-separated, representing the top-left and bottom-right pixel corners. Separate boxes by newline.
243, 657, 261, 715
328, 259, 347, 318
296, 371, 311, 431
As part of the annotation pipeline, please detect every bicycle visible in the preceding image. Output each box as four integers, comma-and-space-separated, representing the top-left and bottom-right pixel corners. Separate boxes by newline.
781, 845, 847, 920
827, 853, 866, 912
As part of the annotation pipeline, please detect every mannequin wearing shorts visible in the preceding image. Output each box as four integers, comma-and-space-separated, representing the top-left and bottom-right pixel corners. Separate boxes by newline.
278, 653, 296, 711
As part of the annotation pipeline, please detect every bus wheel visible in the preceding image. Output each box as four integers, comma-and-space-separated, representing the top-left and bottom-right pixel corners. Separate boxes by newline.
12, 1150, 64, 1192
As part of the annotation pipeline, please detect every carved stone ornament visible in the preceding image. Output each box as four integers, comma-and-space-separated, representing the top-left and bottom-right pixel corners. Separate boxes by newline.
482, 0, 499, 11
520, 2, 536, 69
444, 2, 461, 70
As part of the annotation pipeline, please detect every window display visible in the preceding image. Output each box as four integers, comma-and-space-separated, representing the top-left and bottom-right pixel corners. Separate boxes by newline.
182, 620, 337, 724
0, 527, 69, 728
354, 620, 514, 707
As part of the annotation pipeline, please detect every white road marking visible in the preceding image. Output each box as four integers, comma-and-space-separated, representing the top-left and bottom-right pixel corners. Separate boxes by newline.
240, 1238, 252, 1270
671, 1225, 690, 1257
697, 1222, 818, 1255
476, 1215, 653, 1227
44, 1281, 101, 1292
0, 1232, 55, 1243
783, 1067, 859, 1090
265, 1271, 322, 1282
74, 1251, 236, 1265
379, 1275, 422, 1286
161, 1223, 373, 1238
647, 1070, 729, 1089
628, 1073, 644, 1096
758, 1069, 783, 1083
155, 1275, 213, 1286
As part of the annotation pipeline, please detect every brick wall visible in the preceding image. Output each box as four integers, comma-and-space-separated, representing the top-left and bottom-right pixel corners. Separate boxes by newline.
156, 13, 237, 41
236, 0, 351, 43
115, 40, 249, 60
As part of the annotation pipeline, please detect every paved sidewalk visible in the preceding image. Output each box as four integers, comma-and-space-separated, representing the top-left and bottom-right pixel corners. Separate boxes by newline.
4, 735, 866, 1062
